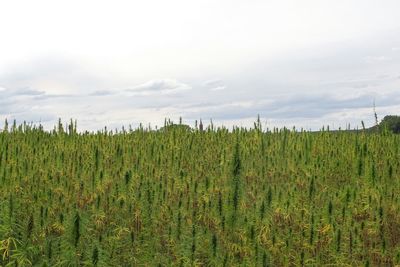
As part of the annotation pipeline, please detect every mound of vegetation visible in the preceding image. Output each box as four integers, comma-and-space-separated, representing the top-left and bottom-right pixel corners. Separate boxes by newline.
367, 115, 400, 134
378, 115, 400, 133
159, 123, 192, 132
1, 120, 400, 266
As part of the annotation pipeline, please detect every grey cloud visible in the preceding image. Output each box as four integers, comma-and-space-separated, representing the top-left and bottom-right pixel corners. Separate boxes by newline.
0, 86, 80, 121
179, 91, 400, 121
13, 88, 45, 96
0, 87, 47, 115
0, 87, 45, 97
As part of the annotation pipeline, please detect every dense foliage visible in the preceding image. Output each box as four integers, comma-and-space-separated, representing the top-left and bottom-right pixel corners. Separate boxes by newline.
379, 116, 400, 134
1, 119, 400, 266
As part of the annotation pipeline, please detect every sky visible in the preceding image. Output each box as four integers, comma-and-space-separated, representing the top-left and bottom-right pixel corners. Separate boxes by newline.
1, 0, 400, 131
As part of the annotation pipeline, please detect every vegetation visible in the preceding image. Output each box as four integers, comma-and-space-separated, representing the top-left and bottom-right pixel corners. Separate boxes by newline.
366, 115, 400, 134
378, 115, 400, 134
1, 118, 400, 266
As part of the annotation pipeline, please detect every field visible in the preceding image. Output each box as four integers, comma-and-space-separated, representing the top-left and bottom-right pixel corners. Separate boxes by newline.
1, 120, 400, 266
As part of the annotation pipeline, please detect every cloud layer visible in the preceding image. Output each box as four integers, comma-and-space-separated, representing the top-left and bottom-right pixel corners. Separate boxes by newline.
1, 70, 399, 131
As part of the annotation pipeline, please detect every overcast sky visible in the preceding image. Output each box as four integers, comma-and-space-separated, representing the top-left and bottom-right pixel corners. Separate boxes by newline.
1, 0, 400, 131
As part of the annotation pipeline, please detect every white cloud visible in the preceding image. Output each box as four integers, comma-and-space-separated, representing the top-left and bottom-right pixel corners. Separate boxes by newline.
89, 90, 115, 96
126, 79, 191, 96
210, 86, 226, 91
202, 79, 226, 91
203, 79, 223, 87
364, 56, 391, 63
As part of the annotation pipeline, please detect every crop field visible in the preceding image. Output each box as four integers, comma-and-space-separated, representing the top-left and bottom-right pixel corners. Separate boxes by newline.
0, 120, 400, 266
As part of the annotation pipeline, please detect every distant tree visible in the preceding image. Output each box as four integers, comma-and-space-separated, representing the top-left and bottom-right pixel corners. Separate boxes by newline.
379, 115, 400, 134
159, 123, 192, 132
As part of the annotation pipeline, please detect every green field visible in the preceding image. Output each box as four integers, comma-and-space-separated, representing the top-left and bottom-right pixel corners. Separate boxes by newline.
1, 120, 400, 266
